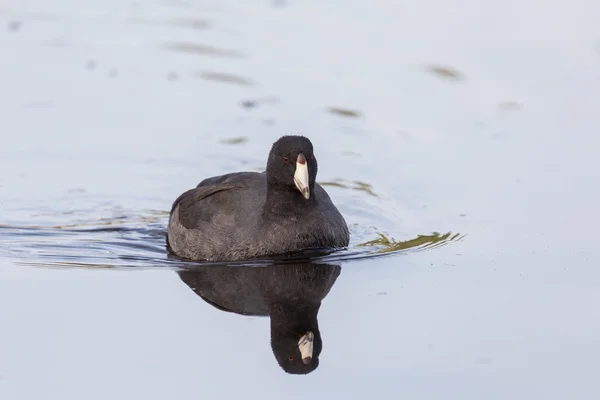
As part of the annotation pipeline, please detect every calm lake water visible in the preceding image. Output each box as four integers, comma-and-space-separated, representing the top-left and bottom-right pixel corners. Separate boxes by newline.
1, 0, 600, 399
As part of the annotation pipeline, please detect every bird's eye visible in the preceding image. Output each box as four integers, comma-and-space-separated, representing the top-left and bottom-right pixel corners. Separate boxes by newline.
288, 356, 295, 361
283, 156, 289, 164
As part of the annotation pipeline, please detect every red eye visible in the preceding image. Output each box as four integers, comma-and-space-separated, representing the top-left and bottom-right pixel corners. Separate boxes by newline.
283, 156, 289, 164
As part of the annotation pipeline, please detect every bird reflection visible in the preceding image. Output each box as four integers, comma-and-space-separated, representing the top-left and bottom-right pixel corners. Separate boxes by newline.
177, 261, 341, 375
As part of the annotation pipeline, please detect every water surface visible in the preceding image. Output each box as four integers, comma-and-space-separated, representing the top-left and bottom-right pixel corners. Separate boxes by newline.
1, 0, 600, 399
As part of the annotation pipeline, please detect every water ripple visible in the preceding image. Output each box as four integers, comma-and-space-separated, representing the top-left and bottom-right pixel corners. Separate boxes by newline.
0, 211, 464, 270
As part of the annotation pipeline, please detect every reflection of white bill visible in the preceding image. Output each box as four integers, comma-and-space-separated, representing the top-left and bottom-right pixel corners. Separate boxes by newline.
298, 331, 314, 364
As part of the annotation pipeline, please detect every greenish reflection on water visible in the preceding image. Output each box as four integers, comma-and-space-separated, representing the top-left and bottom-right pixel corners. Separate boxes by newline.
358, 231, 464, 254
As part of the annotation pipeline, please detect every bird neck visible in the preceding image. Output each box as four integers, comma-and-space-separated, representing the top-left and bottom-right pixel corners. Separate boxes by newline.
264, 184, 315, 216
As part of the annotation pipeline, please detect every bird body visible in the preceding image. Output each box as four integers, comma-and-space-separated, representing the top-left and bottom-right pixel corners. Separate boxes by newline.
167, 135, 350, 261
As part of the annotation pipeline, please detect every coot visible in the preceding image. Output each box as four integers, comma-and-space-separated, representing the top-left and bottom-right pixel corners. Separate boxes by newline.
167, 135, 350, 261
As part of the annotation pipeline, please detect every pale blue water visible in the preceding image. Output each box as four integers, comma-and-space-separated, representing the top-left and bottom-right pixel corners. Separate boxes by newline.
1, 0, 600, 399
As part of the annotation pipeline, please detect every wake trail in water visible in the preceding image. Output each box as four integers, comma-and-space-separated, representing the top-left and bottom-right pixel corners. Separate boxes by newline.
0, 217, 464, 270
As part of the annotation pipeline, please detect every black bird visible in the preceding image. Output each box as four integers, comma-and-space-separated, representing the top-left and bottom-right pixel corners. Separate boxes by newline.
177, 261, 341, 375
167, 135, 350, 261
